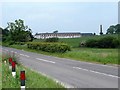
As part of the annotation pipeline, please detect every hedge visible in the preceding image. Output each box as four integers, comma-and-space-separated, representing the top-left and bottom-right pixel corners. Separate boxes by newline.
45, 37, 59, 42
27, 42, 71, 53
85, 36, 120, 48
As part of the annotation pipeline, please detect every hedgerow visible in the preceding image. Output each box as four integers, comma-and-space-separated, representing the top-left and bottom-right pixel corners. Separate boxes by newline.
85, 36, 119, 48
27, 42, 71, 53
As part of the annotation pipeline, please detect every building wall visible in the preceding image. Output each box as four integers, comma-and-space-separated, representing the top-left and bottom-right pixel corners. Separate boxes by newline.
34, 33, 81, 39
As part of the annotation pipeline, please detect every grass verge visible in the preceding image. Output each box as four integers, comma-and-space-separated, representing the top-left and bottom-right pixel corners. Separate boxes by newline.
0, 52, 2, 89
9, 44, 118, 65
2, 53, 65, 89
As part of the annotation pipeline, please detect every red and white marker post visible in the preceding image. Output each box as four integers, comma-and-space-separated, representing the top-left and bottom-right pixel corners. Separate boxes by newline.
20, 71, 26, 90
9, 58, 12, 69
12, 61, 16, 77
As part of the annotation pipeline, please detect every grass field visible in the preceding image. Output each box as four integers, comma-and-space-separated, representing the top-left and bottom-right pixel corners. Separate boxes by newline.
2, 53, 65, 89
0, 52, 2, 89
34, 34, 119, 48
10, 44, 118, 65
2, 34, 119, 65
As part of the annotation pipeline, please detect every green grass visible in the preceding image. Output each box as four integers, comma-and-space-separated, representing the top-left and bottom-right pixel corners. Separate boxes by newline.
34, 34, 119, 48
9, 44, 118, 65
0, 53, 2, 89
2, 34, 119, 65
2, 53, 65, 89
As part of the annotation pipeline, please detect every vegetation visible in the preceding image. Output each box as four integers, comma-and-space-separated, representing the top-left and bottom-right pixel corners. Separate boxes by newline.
27, 42, 71, 53
0, 53, 2, 90
2, 19, 34, 45
45, 37, 59, 42
85, 36, 119, 48
106, 24, 120, 34
6, 44, 118, 65
2, 53, 65, 88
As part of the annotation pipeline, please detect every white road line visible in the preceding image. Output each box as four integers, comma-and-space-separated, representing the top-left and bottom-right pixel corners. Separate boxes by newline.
20, 54, 24, 56
24, 55, 30, 57
20, 54, 30, 57
36, 58, 56, 64
73, 67, 119, 78
14, 52, 17, 54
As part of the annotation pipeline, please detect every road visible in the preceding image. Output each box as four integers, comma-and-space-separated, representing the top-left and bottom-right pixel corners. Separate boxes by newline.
1, 46, 119, 88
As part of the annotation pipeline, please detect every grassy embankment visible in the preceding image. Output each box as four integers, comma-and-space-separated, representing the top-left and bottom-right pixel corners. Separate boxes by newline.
2, 53, 65, 89
0, 52, 2, 90
8, 34, 119, 65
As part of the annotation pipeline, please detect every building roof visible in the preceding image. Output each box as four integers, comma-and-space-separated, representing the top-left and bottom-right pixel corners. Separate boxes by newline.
35, 32, 81, 35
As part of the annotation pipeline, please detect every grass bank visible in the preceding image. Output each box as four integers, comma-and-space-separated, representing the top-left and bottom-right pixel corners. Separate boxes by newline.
9, 44, 118, 65
2, 53, 65, 89
0, 53, 2, 90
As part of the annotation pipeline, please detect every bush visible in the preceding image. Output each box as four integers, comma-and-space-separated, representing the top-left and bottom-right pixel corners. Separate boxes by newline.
85, 36, 119, 48
27, 42, 71, 53
45, 37, 59, 42
86, 39, 99, 48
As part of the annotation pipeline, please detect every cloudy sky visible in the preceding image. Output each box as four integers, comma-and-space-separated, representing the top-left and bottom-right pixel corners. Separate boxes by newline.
1, 1, 118, 35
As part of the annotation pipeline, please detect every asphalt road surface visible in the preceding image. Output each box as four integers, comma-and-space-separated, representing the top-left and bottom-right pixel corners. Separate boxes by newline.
1, 46, 119, 88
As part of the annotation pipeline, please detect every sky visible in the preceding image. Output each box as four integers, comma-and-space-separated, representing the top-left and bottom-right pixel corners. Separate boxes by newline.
1, 1, 119, 35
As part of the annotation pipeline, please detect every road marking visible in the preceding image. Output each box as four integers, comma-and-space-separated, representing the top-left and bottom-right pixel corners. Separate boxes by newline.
36, 58, 56, 64
73, 67, 119, 78
20, 54, 29, 57
14, 52, 17, 54
24, 55, 30, 57
20, 54, 24, 56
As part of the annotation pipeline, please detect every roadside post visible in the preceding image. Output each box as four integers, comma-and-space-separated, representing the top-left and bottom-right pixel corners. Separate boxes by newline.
20, 71, 26, 90
9, 58, 12, 69
12, 61, 16, 77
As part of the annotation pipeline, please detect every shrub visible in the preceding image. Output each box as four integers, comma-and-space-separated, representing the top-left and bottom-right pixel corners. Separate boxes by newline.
85, 39, 99, 48
45, 37, 59, 42
85, 36, 119, 48
27, 42, 71, 53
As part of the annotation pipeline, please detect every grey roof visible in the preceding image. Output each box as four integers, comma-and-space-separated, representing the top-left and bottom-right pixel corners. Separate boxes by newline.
35, 32, 81, 35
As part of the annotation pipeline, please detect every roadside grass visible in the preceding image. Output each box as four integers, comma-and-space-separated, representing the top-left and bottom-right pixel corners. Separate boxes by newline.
0, 52, 2, 89
2, 53, 65, 88
10, 44, 118, 65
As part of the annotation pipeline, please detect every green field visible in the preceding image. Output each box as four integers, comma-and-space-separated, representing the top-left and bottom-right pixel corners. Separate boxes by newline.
9, 44, 118, 65
2, 53, 65, 88
34, 34, 119, 48
3, 34, 119, 65
0, 53, 2, 89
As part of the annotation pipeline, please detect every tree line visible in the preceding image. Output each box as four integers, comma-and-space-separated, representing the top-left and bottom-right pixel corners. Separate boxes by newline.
1, 19, 34, 45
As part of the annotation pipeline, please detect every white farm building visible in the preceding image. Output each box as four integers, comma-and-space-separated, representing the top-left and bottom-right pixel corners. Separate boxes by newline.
34, 32, 93, 39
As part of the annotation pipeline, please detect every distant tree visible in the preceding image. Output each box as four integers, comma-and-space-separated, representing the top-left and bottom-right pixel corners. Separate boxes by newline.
115, 24, 120, 34
93, 33, 96, 35
106, 24, 120, 34
53, 30, 58, 33
106, 25, 116, 34
6, 19, 33, 43
2, 27, 9, 41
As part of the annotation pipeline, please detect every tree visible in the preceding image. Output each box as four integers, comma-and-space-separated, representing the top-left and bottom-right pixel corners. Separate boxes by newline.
53, 30, 58, 33
106, 24, 120, 34
115, 24, 120, 34
6, 19, 33, 43
106, 25, 116, 34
